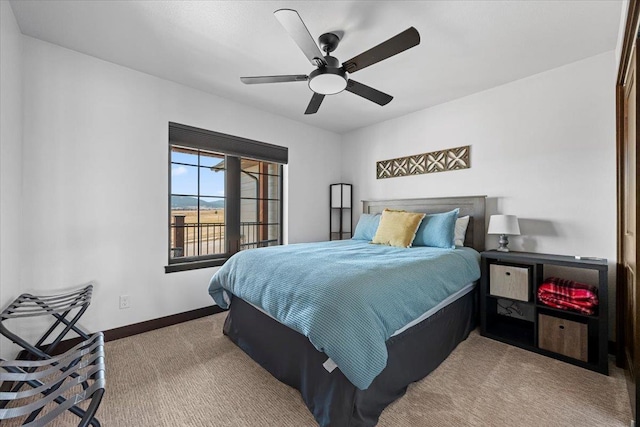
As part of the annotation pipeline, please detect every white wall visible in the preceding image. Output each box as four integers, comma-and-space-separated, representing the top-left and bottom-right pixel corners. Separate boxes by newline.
0, 2, 24, 358
342, 51, 617, 335
16, 36, 341, 343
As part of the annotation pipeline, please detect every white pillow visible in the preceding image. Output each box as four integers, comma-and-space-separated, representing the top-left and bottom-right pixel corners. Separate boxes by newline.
454, 216, 470, 246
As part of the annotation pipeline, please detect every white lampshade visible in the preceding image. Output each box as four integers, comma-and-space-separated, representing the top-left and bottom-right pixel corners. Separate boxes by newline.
488, 215, 521, 235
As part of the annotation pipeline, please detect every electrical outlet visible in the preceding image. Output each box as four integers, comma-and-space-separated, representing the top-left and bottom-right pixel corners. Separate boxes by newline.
119, 295, 130, 309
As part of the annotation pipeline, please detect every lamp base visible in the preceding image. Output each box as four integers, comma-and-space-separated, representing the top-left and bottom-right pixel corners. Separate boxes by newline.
496, 234, 510, 252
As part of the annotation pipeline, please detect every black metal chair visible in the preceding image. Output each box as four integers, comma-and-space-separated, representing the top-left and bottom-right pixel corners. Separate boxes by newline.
0, 332, 105, 426
0, 284, 93, 360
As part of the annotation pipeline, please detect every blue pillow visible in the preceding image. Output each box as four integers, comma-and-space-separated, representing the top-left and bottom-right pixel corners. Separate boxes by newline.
412, 208, 459, 248
352, 213, 381, 241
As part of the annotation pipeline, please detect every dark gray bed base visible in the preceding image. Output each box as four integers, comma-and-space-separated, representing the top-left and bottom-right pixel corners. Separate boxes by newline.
223, 289, 477, 427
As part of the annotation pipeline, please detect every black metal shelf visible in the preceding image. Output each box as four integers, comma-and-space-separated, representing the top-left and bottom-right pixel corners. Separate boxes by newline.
330, 184, 352, 241
535, 303, 599, 320
480, 251, 608, 375
486, 293, 534, 305
486, 316, 534, 347
330, 231, 352, 240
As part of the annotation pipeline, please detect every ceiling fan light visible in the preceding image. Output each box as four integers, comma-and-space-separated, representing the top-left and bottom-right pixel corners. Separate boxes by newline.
308, 68, 347, 95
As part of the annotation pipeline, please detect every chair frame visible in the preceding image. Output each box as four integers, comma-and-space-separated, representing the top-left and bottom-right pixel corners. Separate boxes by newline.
0, 333, 105, 427
0, 284, 93, 360
0, 284, 102, 426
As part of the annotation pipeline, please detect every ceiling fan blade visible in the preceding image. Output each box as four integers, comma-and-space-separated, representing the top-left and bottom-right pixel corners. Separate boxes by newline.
342, 27, 420, 74
240, 75, 308, 84
345, 80, 393, 106
305, 93, 325, 115
274, 9, 327, 67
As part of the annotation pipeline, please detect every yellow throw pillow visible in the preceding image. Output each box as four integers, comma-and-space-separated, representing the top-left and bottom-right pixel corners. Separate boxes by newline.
371, 209, 426, 248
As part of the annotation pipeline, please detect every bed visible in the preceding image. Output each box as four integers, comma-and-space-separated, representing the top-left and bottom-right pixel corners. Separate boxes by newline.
208, 196, 486, 426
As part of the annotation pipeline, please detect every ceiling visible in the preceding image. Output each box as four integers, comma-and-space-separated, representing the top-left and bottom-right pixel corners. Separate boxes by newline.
10, 1, 622, 134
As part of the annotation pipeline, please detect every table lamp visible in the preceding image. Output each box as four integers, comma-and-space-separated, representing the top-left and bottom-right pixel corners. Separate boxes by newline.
488, 215, 520, 252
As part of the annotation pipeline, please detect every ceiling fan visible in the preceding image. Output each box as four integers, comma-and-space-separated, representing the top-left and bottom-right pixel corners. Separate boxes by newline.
240, 9, 420, 115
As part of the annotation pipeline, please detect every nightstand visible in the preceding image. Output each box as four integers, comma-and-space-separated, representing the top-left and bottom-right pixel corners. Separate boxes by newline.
480, 250, 608, 374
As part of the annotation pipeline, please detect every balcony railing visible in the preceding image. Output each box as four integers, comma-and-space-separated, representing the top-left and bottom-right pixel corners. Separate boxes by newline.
170, 219, 278, 258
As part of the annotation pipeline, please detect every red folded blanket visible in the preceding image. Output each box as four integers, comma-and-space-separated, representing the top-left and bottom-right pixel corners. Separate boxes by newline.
537, 277, 599, 315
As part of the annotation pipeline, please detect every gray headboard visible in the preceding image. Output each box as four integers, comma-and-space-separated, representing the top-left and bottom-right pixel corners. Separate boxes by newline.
361, 196, 487, 252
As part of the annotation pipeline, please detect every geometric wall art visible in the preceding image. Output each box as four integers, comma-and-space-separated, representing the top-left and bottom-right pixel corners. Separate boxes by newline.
376, 145, 471, 179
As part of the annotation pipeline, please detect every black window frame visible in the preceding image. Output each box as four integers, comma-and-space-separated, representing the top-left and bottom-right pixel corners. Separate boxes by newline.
165, 123, 287, 273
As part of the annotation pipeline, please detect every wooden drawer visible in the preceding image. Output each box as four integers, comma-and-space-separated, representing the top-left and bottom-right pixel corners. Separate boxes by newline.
538, 314, 588, 362
489, 264, 530, 301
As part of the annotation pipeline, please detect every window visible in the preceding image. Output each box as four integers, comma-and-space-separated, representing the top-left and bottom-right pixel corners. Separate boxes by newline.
166, 123, 287, 273
169, 147, 227, 258
238, 158, 282, 250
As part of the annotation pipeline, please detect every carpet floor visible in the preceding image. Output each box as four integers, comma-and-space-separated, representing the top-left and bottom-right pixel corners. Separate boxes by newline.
6, 312, 633, 426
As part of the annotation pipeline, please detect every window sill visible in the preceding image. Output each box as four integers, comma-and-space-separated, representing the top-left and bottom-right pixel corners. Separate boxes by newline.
164, 258, 227, 273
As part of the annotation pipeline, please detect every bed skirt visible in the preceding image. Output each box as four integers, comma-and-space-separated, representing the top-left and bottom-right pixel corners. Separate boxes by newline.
223, 288, 477, 427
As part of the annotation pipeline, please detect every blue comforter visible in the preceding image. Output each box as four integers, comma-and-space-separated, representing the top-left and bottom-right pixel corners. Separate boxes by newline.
208, 240, 480, 390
